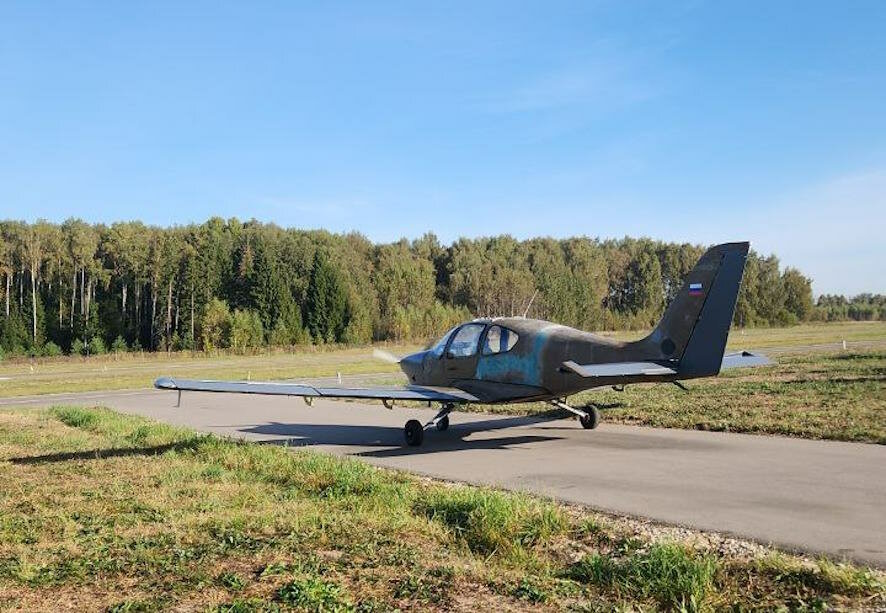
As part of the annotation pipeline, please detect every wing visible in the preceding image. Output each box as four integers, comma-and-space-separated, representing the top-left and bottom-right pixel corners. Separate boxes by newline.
561, 361, 678, 378
154, 377, 476, 403
720, 351, 772, 369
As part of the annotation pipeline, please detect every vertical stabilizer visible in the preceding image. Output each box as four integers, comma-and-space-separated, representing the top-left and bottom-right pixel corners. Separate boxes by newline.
638, 242, 749, 376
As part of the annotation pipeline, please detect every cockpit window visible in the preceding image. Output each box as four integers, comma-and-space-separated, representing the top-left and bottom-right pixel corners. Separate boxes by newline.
430, 326, 458, 358
482, 325, 519, 355
446, 323, 485, 358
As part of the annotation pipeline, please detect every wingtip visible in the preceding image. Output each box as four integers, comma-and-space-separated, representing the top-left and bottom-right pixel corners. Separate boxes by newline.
154, 376, 176, 390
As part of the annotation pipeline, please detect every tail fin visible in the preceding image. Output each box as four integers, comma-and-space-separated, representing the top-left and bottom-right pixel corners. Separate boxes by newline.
640, 242, 749, 377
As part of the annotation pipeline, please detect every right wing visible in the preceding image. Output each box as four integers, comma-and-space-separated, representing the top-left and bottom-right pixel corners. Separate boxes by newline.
154, 377, 476, 403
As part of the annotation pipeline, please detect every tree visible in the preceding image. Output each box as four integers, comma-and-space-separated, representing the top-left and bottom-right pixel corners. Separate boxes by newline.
230, 309, 264, 351
201, 298, 232, 351
22, 221, 53, 345
781, 268, 814, 321
373, 240, 436, 338
0, 217, 838, 351
306, 252, 349, 343
0, 222, 21, 320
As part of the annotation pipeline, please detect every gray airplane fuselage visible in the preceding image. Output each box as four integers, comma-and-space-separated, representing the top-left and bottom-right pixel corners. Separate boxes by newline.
398, 317, 681, 404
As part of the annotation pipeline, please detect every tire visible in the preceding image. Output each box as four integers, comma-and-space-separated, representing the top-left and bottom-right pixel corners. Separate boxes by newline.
404, 419, 425, 446
435, 415, 450, 431
580, 406, 600, 430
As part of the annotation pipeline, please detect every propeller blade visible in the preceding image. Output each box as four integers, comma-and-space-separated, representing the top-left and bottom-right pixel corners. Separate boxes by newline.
372, 348, 401, 364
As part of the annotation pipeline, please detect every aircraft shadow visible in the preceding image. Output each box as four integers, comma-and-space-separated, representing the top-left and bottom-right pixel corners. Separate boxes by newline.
239, 413, 566, 454
7, 439, 203, 465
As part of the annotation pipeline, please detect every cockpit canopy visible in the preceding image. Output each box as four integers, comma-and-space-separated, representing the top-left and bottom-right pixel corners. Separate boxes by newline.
429, 322, 519, 359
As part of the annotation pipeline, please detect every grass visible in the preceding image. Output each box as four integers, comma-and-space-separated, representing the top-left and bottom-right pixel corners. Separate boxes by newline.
414, 487, 568, 558
566, 543, 718, 610
0, 406, 883, 611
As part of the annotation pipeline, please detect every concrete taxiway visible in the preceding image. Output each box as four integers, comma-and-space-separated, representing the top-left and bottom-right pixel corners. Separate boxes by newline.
2, 388, 884, 567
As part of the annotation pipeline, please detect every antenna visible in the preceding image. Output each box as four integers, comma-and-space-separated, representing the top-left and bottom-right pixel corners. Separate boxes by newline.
522, 289, 539, 318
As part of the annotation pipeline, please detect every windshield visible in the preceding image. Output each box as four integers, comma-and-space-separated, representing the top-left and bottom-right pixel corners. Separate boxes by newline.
447, 323, 485, 358
430, 326, 458, 357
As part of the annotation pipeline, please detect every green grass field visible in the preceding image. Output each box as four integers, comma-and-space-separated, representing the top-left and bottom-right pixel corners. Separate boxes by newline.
1, 322, 884, 443
1, 406, 882, 611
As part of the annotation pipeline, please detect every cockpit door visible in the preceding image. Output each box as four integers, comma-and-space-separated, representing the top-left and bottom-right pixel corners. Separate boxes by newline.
442, 323, 485, 382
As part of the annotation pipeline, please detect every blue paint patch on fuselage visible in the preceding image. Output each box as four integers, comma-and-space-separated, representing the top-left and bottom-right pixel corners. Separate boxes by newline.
474, 326, 553, 386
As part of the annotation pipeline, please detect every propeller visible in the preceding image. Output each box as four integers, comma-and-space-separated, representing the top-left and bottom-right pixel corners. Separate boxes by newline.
372, 348, 402, 364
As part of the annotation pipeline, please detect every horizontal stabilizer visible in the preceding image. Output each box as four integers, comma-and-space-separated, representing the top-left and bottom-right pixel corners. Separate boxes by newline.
562, 361, 678, 379
154, 377, 476, 403
720, 351, 772, 370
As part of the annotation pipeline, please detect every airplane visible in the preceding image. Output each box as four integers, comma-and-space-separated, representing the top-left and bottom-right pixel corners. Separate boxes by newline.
155, 241, 771, 446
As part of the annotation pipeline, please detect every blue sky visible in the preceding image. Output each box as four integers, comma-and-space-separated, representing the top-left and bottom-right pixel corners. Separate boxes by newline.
1, 2, 883, 295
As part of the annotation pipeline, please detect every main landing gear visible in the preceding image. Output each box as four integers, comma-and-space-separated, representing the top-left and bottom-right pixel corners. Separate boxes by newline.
404, 403, 455, 446
551, 399, 600, 430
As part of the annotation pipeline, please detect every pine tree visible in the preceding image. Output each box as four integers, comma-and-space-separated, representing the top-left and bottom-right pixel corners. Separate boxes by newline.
306, 252, 348, 343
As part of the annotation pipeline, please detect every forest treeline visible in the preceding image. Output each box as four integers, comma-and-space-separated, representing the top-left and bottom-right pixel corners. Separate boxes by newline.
0, 217, 866, 357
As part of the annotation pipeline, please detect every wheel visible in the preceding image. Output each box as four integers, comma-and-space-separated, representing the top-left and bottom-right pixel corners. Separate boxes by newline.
435, 415, 449, 431
579, 406, 600, 430
404, 419, 425, 446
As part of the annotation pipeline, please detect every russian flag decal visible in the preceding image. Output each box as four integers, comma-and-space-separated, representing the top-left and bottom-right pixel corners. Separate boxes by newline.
689, 282, 704, 296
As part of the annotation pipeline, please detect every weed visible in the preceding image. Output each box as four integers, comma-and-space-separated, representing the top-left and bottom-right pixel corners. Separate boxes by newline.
214, 599, 279, 613
392, 565, 455, 604
512, 577, 549, 603
258, 561, 289, 578
106, 599, 158, 612
276, 576, 354, 612
217, 571, 247, 591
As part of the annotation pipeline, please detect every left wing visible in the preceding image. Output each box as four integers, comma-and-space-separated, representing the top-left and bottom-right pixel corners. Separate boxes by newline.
154, 377, 476, 403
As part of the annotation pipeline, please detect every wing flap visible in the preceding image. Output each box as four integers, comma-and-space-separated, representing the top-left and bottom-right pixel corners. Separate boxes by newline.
562, 361, 678, 378
154, 377, 475, 403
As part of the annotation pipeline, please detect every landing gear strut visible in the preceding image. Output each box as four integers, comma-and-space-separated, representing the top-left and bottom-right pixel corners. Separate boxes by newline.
551, 399, 601, 430
403, 403, 455, 446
